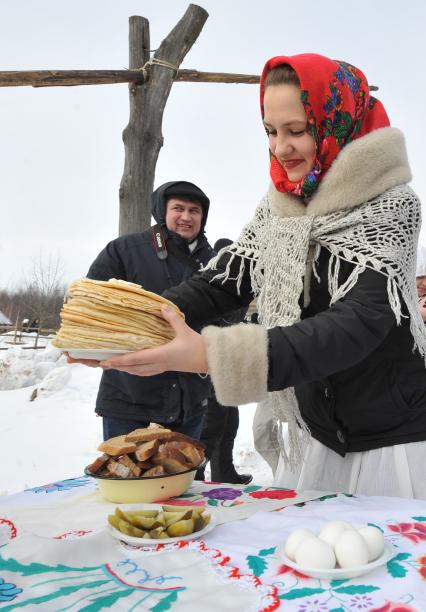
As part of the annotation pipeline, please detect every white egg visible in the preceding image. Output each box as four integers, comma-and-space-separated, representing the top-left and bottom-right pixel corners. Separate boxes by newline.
358, 526, 385, 561
334, 530, 369, 568
318, 520, 355, 547
295, 536, 336, 569
284, 528, 316, 561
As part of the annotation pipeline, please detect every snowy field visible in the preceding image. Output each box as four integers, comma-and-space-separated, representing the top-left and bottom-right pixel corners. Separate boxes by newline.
0, 337, 273, 496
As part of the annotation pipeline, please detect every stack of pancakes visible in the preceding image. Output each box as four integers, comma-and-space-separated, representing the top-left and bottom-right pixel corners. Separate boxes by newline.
52, 277, 183, 350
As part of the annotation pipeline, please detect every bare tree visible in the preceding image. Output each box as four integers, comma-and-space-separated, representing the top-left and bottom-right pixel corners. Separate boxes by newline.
18, 251, 66, 329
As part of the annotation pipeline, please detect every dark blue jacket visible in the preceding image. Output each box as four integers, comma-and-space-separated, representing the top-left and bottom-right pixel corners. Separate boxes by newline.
87, 181, 214, 424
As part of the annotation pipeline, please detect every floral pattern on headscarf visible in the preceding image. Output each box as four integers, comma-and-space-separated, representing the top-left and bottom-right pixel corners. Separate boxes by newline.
260, 53, 390, 198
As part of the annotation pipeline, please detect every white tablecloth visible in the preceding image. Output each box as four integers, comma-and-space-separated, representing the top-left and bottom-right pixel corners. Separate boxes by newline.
0, 476, 425, 610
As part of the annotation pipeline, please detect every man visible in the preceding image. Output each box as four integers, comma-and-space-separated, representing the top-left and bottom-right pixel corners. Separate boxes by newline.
87, 181, 214, 440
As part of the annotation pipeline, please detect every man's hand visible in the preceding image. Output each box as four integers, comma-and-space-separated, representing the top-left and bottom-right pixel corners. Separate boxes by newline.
99, 305, 208, 376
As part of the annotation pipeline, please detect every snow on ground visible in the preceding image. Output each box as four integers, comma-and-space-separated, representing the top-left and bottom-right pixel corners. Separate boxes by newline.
0, 341, 273, 496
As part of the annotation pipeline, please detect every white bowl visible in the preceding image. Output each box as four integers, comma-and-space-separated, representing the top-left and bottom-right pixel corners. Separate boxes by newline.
276, 541, 396, 580
106, 503, 217, 546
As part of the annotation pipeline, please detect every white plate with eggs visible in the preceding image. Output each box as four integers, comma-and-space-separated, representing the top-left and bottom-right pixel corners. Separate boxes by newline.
277, 521, 397, 580
277, 540, 396, 580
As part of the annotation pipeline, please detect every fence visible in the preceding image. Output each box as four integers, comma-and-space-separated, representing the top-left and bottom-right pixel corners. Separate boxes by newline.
0, 324, 56, 350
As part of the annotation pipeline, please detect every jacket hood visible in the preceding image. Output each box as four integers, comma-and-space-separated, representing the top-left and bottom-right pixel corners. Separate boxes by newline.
151, 181, 210, 232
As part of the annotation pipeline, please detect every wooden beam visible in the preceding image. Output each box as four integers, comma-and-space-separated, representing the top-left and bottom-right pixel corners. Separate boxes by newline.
177, 69, 259, 84
0, 68, 260, 87
0, 68, 378, 89
0, 70, 144, 87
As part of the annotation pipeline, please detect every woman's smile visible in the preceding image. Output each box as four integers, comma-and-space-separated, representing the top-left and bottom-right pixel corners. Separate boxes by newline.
281, 158, 304, 169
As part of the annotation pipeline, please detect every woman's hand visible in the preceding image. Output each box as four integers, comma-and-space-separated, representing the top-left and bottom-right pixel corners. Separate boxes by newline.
99, 305, 208, 376
65, 354, 101, 368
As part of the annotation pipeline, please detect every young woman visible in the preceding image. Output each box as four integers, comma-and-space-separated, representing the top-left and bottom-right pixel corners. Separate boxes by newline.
99, 54, 426, 498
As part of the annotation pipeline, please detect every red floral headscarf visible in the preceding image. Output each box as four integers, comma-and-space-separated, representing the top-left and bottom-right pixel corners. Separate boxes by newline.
260, 53, 390, 198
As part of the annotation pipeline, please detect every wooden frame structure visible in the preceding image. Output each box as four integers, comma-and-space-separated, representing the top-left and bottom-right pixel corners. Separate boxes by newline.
0, 4, 258, 234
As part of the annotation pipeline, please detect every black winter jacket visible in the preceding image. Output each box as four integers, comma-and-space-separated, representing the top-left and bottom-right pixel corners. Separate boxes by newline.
87, 182, 214, 424
164, 246, 426, 455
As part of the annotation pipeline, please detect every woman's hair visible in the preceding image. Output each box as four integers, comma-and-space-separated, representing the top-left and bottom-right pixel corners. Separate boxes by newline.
263, 64, 300, 89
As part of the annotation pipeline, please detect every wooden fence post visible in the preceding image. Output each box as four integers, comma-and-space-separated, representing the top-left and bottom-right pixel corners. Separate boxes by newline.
119, 16, 151, 234
119, 4, 209, 236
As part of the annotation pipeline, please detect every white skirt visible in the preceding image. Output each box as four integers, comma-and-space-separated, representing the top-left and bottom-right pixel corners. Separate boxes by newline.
273, 435, 426, 499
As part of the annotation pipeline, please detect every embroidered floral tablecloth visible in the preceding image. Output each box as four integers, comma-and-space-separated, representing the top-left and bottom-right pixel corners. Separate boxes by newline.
0, 477, 425, 610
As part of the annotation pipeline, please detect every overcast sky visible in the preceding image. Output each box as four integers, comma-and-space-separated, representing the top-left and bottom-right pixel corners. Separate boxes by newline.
1, 0, 425, 288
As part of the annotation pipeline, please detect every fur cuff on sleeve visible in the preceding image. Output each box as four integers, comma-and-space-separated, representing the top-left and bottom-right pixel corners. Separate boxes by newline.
201, 323, 269, 406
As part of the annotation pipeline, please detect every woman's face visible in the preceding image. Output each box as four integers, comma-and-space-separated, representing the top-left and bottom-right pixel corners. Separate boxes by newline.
263, 84, 316, 182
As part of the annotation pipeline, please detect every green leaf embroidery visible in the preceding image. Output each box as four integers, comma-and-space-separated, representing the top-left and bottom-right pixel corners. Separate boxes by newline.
334, 585, 379, 595
78, 588, 135, 611
412, 516, 426, 521
0, 554, 100, 577
246, 555, 268, 577
207, 499, 219, 507
0, 580, 111, 611
329, 608, 345, 612
392, 553, 411, 561
243, 485, 262, 493
280, 587, 325, 600
330, 579, 349, 588
367, 522, 384, 533
318, 495, 337, 502
149, 590, 179, 612
387, 561, 408, 578
259, 547, 276, 557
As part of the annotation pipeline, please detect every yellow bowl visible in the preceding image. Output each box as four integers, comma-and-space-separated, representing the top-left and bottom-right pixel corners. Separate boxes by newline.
84, 462, 204, 504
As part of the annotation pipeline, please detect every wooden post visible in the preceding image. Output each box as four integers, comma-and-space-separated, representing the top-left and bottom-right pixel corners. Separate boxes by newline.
119, 16, 151, 234
13, 311, 20, 345
119, 4, 209, 236
34, 325, 40, 349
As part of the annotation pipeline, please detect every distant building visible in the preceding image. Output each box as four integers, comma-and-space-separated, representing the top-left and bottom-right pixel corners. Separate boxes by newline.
0, 310, 12, 325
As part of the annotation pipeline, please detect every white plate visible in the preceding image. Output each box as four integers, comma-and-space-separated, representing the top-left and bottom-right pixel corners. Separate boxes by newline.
62, 348, 129, 360
107, 504, 217, 547
276, 541, 396, 580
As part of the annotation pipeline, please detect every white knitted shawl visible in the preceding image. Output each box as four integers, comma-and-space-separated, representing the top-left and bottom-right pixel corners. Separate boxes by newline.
206, 128, 426, 469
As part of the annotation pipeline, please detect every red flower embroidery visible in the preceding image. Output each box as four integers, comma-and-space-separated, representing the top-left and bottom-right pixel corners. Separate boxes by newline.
249, 489, 297, 500
418, 554, 426, 580
387, 521, 426, 544
54, 530, 93, 540
0, 518, 17, 540
276, 564, 309, 580
369, 601, 417, 612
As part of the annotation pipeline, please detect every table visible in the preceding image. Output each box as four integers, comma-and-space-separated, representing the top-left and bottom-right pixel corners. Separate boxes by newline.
0, 477, 425, 610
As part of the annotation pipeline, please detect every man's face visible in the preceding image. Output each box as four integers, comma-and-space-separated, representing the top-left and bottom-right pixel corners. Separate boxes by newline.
165, 198, 203, 242
416, 276, 426, 297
